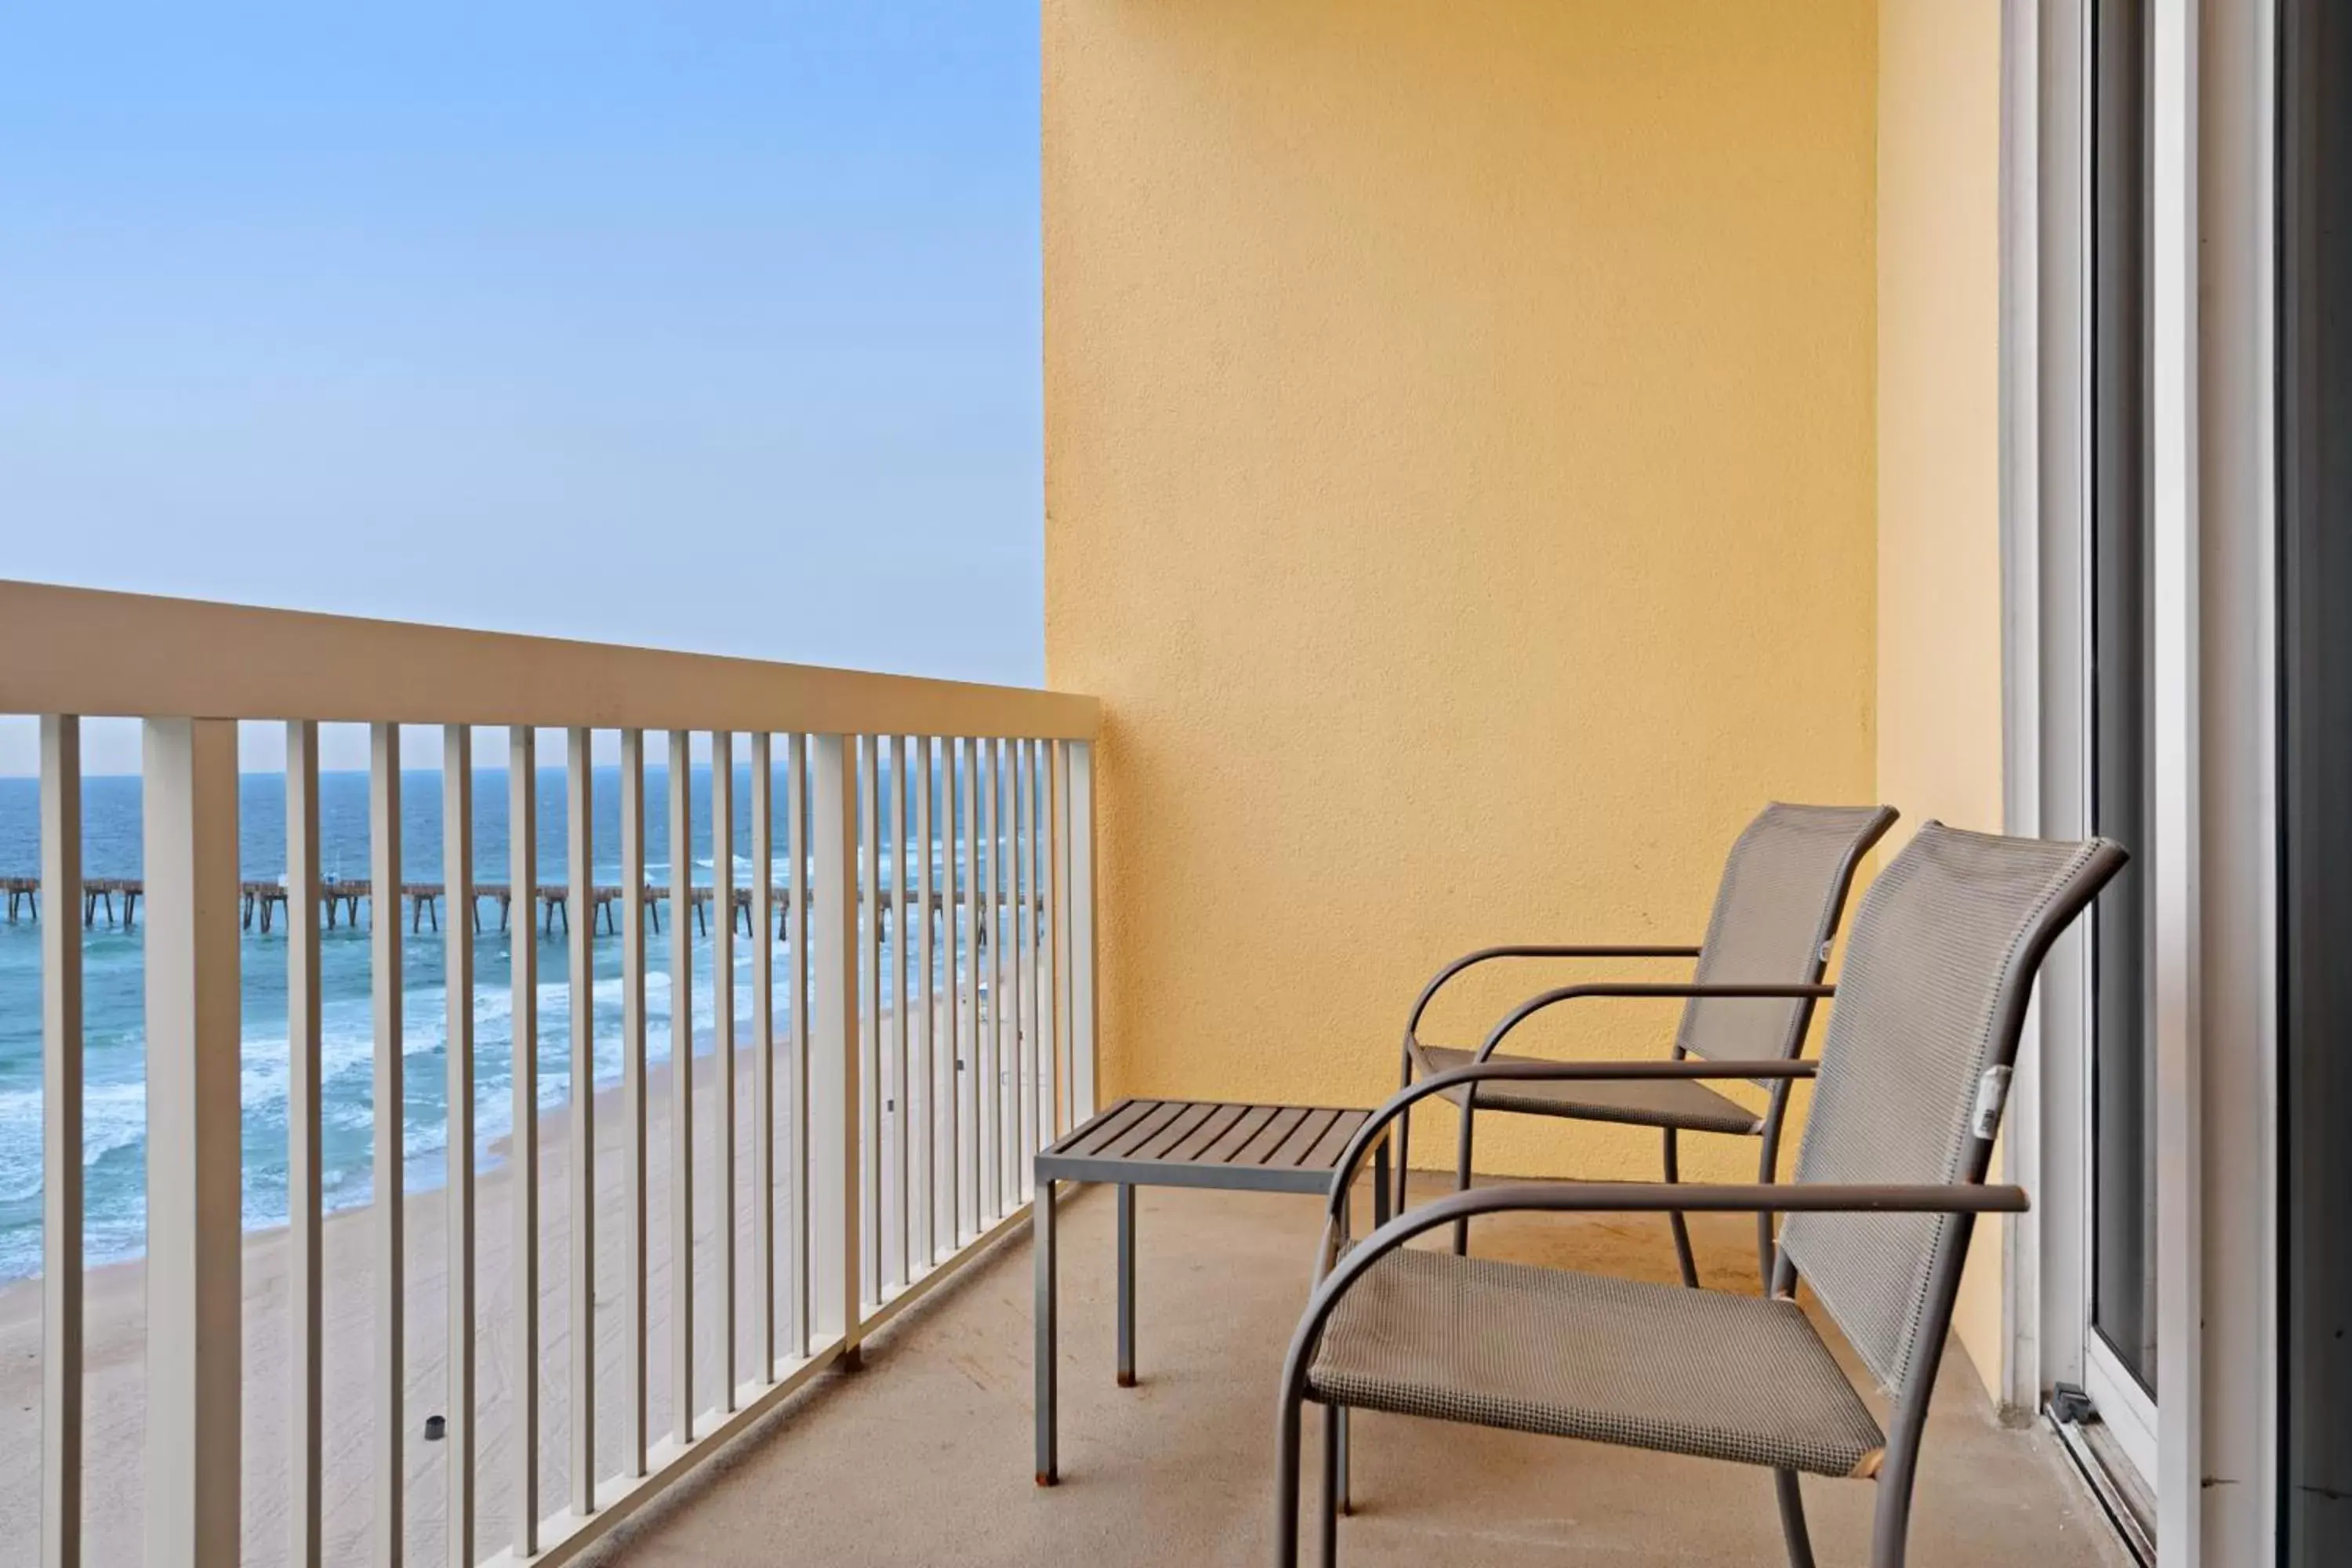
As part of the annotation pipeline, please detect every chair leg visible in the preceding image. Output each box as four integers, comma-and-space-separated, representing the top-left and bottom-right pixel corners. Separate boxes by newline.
1392, 1105, 1412, 1219
1275, 1392, 1305, 1568
1319, 1403, 1341, 1567
1869, 1427, 1926, 1568
1337, 1405, 1352, 1515
1775, 1469, 1817, 1568
1450, 1100, 1477, 1255
1662, 1128, 1700, 1288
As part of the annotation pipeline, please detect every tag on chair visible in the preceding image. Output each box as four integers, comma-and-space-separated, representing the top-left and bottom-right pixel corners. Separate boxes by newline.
1972, 1064, 2013, 1140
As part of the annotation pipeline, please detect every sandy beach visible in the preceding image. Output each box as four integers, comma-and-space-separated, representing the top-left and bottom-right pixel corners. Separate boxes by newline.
0, 1040, 883, 1567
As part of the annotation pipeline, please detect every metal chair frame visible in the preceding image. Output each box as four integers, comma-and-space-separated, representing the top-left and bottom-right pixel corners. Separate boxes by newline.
1281, 833, 2129, 1567
1394, 804, 1897, 1283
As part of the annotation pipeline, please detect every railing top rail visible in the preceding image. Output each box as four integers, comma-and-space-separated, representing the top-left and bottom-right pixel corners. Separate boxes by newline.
0, 579, 1099, 739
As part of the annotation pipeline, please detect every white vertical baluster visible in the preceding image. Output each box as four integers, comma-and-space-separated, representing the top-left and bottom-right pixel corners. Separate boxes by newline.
1040, 740, 1061, 1142
887, 735, 909, 1292
991, 739, 1012, 1206
710, 732, 736, 1406
507, 728, 539, 1552
1002, 739, 1020, 1203
40, 717, 82, 1568
957, 740, 978, 1243
619, 731, 648, 1478
786, 734, 811, 1357
808, 736, 861, 1365
1006, 739, 1025, 1193
1067, 742, 1099, 1124
913, 735, 935, 1270
999, 742, 1017, 1207
286, 720, 325, 1568
750, 732, 776, 1375
1014, 739, 1035, 1196
667, 730, 695, 1442
856, 736, 879, 1306
1002, 738, 1021, 1189
368, 721, 403, 1567
565, 729, 597, 1509
443, 729, 476, 1568
975, 739, 996, 1221
143, 718, 242, 1568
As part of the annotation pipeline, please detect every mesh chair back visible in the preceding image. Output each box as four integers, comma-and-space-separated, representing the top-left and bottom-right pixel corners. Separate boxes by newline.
1779, 824, 2125, 1393
1675, 803, 1897, 1076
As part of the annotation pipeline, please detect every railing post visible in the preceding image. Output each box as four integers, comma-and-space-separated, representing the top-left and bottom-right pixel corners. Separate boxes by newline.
957, 739, 980, 1242
285, 720, 324, 1568
618, 729, 649, 1479
978, 739, 1000, 1220
855, 735, 880, 1307
141, 717, 242, 1567
1065, 742, 1098, 1124
667, 729, 695, 1441
711, 729, 736, 1406
785, 733, 811, 1359
1045, 740, 1065, 1141
808, 735, 862, 1363
41, 715, 82, 1568
509, 728, 541, 1553
913, 733, 937, 1270
443, 728, 476, 1568
566, 727, 598, 1504
750, 731, 776, 1374
368, 721, 403, 1567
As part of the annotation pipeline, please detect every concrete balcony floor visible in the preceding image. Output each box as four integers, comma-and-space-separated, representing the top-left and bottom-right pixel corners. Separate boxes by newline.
600, 1177, 2129, 1567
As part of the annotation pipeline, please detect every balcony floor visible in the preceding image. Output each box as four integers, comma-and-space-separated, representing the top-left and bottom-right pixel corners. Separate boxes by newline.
598, 1176, 2129, 1568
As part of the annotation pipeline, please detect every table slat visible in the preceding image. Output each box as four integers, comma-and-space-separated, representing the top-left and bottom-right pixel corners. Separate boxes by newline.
1232, 1106, 1309, 1166
1167, 1103, 1250, 1163
1268, 1107, 1341, 1167
1103, 1101, 1189, 1158
1134, 1102, 1220, 1161
1299, 1109, 1369, 1170
1058, 1099, 1157, 1157
1199, 1105, 1279, 1164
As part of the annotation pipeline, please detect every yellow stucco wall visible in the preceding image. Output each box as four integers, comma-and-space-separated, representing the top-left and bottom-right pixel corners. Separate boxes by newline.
1875, 0, 2008, 1396
1044, 0, 1878, 1186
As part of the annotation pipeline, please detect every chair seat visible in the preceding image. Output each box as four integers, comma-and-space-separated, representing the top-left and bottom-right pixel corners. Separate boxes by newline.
1307, 1247, 1886, 1479
1414, 1045, 1766, 1134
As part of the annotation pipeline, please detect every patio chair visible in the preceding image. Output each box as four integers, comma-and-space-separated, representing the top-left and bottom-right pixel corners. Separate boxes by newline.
1399, 802, 1898, 1283
1278, 822, 2126, 1568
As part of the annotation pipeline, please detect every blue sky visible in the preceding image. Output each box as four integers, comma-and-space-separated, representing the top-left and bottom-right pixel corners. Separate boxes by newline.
0, 2, 1043, 774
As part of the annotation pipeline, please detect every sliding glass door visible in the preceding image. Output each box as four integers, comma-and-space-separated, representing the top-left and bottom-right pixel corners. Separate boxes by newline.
2281, 0, 2352, 1556
2082, 0, 2158, 1480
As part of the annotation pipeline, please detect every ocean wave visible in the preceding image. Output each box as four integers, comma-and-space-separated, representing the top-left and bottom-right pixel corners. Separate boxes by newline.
1, 921, 844, 1279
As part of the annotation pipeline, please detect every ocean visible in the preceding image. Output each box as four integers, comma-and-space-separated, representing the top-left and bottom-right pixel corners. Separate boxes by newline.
0, 762, 947, 1283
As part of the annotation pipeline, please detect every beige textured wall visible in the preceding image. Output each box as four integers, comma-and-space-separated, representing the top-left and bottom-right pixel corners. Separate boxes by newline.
1044, 0, 1878, 1185
1875, 0, 2008, 1396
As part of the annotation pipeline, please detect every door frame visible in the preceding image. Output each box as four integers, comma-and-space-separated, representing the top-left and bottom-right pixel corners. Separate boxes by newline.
1998, 0, 2278, 1561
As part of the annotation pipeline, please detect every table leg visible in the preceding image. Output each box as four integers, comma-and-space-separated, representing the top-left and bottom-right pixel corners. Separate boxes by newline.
1373, 1140, 1392, 1227
1116, 1182, 1137, 1388
1035, 1175, 1058, 1485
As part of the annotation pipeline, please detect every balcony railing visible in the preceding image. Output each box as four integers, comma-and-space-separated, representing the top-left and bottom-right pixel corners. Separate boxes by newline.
0, 578, 1101, 1567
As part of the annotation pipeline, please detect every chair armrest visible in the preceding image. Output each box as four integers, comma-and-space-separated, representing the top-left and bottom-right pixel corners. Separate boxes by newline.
1403, 944, 1701, 1054
1327, 1057, 1820, 1225
1472, 982, 1837, 1063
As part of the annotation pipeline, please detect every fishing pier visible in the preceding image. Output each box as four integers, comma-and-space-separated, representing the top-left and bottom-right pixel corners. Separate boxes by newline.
0, 876, 996, 943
